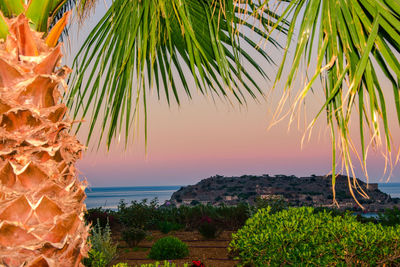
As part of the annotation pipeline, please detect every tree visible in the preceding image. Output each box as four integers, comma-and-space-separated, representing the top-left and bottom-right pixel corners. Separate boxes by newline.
0, 0, 278, 265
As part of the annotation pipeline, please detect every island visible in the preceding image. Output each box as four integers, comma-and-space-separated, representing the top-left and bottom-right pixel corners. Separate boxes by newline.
169, 174, 400, 211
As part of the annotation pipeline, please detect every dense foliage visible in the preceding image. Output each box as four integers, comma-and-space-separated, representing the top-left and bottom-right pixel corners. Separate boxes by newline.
85, 207, 118, 228
84, 219, 118, 266
112, 199, 251, 231
378, 207, 400, 226
197, 216, 221, 239
83, 250, 108, 267
148, 237, 189, 260
122, 227, 147, 247
85, 199, 400, 235
118, 199, 160, 229
229, 207, 400, 266
158, 221, 183, 234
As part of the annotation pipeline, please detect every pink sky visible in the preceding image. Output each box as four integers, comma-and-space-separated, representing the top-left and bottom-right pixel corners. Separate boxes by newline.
74, 94, 400, 186
65, 3, 400, 187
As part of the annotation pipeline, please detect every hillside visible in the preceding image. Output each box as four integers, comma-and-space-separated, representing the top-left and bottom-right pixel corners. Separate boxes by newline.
169, 174, 399, 211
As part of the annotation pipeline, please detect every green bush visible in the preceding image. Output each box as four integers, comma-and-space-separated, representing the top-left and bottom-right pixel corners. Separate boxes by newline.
198, 222, 220, 239
118, 199, 160, 229
378, 206, 400, 226
112, 201, 251, 232
148, 237, 189, 260
158, 221, 183, 234
83, 249, 107, 267
197, 216, 220, 239
122, 227, 147, 247
87, 219, 118, 266
253, 196, 288, 214
229, 207, 400, 266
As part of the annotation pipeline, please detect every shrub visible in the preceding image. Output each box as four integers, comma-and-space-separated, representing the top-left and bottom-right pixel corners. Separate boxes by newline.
122, 227, 147, 247
229, 207, 400, 266
88, 219, 118, 265
198, 222, 220, 239
254, 196, 288, 214
148, 237, 189, 260
118, 199, 160, 229
82, 249, 107, 267
112, 263, 129, 267
85, 208, 117, 229
378, 206, 400, 226
197, 216, 220, 239
158, 221, 183, 234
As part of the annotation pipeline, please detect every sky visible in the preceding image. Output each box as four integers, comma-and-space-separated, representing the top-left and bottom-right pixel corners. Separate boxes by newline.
64, 2, 400, 187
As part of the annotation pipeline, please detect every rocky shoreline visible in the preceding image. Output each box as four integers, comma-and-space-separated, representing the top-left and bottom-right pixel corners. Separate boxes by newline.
169, 174, 400, 212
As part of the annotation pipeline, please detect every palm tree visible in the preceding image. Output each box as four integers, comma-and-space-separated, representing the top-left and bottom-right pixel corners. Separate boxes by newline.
0, 4, 89, 266
0, 0, 279, 265
1, 0, 399, 264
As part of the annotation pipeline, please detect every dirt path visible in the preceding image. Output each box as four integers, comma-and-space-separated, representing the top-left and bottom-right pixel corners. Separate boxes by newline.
111, 230, 239, 267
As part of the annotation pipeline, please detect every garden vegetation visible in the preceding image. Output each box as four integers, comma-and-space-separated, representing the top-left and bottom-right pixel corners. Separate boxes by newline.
229, 207, 400, 266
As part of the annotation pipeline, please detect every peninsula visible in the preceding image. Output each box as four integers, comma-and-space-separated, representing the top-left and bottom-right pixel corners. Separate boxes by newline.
169, 174, 399, 211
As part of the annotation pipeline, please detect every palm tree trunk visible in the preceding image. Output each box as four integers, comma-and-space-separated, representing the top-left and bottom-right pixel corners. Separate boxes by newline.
0, 14, 88, 266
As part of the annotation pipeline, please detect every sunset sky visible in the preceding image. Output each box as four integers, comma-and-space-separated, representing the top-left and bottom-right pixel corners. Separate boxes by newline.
65, 2, 400, 187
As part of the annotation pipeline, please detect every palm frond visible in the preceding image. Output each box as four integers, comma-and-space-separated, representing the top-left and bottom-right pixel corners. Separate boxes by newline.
43, 0, 99, 43
48, 0, 98, 26
273, 0, 400, 205
68, 0, 286, 148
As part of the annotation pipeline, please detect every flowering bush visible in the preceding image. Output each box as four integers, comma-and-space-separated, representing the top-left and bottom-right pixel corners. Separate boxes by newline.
191, 260, 205, 267
198, 216, 220, 239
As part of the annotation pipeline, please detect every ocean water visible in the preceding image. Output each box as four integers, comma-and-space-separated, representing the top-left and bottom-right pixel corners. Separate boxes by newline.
378, 183, 400, 198
84, 183, 400, 210
84, 186, 182, 210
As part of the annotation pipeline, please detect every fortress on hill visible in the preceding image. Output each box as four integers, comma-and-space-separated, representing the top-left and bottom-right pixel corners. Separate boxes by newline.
169, 174, 396, 212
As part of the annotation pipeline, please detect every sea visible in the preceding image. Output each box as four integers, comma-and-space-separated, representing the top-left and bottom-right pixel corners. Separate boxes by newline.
85, 186, 182, 210
84, 183, 400, 210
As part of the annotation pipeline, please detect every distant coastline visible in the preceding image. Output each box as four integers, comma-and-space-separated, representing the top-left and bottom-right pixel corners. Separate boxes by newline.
84, 180, 400, 210
84, 185, 181, 210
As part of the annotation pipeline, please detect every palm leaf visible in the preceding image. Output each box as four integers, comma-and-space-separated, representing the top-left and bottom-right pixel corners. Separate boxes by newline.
68, 0, 286, 148
272, 0, 400, 206
0, 0, 24, 17
0, 12, 9, 40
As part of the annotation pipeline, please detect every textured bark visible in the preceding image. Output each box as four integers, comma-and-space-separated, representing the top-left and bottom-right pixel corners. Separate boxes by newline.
0, 15, 89, 266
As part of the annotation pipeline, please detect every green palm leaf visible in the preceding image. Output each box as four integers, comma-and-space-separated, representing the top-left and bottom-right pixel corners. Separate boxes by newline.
68, 0, 286, 148
273, 0, 400, 205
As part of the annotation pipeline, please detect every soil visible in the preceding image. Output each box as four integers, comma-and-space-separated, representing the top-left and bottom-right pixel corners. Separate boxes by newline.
110, 230, 239, 267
